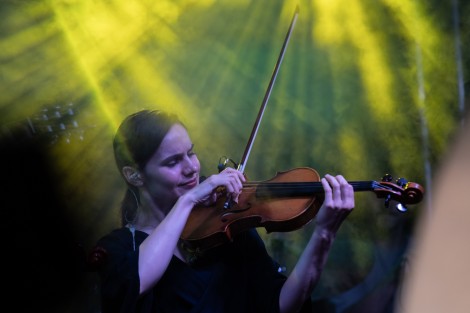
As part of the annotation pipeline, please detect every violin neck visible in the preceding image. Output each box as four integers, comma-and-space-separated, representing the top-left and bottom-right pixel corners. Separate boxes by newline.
255, 181, 380, 198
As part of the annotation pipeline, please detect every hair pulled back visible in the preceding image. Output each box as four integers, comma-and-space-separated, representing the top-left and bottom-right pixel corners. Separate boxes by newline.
113, 109, 182, 226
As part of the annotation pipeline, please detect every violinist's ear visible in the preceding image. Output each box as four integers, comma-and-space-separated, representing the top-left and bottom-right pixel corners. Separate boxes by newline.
122, 166, 143, 187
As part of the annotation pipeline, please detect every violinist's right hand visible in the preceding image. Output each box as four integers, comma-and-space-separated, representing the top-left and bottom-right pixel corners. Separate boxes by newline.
187, 168, 246, 207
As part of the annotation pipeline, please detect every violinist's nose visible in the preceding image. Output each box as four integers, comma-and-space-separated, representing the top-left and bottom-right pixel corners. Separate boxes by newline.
183, 156, 199, 176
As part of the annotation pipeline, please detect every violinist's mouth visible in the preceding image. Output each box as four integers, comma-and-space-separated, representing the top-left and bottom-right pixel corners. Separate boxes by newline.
180, 178, 198, 188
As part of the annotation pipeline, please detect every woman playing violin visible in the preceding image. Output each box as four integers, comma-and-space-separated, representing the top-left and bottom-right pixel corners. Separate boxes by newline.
90, 109, 355, 313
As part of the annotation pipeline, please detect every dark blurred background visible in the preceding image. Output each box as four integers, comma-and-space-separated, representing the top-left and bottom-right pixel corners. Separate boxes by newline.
1, 0, 468, 312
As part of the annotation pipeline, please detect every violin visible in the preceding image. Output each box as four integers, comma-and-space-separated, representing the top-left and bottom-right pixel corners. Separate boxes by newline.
180, 7, 425, 253
180, 167, 424, 252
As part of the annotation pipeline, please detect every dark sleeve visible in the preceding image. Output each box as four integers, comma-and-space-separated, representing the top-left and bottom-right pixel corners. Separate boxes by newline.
241, 229, 312, 313
94, 228, 141, 313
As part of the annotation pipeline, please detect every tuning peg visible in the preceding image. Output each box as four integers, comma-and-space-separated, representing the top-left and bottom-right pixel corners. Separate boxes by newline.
395, 203, 408, 212
382, 174, 393, 182
385, 195, 408, 212
396, 177, 408, 187
384, 194, 391, 208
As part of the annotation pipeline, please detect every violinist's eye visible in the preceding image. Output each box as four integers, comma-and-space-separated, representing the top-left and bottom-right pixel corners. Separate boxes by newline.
165, 159, 178, 167
162, 155, 181, 167
188, 144, 196, 156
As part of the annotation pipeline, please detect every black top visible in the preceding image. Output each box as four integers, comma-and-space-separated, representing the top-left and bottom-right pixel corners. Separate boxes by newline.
94, 227, 311, 313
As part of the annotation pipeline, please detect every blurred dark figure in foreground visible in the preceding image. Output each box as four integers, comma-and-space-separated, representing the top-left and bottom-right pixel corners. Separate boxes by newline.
0, 125, 91, 312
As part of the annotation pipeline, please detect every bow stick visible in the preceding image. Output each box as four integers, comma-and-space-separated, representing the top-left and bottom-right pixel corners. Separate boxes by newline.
223, 6, 299, 209
236, 5, 299, 173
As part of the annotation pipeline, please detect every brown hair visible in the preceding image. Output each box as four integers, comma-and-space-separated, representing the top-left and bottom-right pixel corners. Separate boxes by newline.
113, 109, 182, 226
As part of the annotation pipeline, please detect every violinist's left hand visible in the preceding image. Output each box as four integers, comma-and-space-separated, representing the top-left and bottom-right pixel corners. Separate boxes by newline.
279, 174, 355, 313
314, 174, 355, 233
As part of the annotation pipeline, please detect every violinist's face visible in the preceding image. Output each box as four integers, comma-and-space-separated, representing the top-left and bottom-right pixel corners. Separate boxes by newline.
142, 124, 200, 208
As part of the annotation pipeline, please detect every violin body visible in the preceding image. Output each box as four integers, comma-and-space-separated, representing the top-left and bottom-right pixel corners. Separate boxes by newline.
181, 167, 322, 252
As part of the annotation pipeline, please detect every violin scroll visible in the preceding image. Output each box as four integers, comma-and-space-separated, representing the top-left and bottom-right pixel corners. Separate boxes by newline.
374, 174, 425, 212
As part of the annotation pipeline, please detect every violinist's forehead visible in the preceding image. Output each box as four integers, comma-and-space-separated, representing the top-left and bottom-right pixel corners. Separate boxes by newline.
156, 124, 192, 155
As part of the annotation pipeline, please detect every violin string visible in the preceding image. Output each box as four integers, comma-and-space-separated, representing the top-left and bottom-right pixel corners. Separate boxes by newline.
241, 181, 396, 192
242, 181, 378, 187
